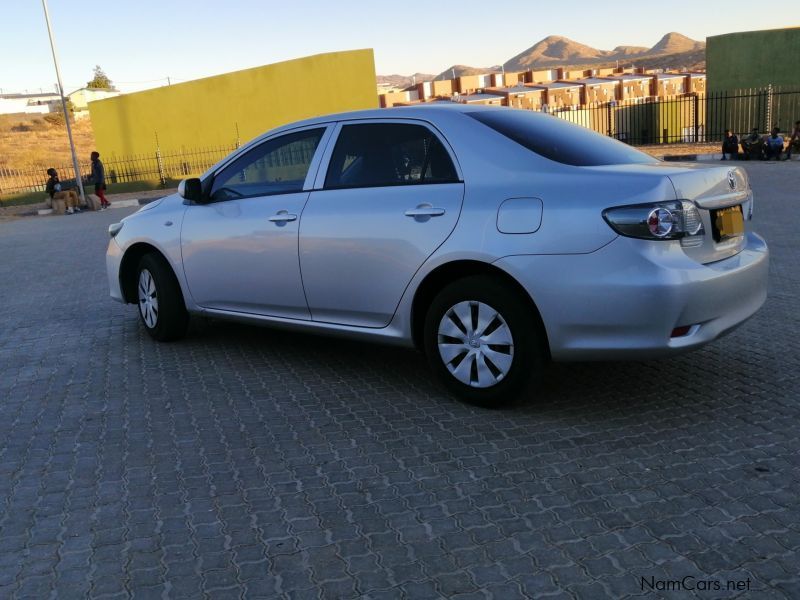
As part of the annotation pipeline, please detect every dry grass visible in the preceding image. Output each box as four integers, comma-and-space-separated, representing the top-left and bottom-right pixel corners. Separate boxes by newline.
0, 114, 97, 170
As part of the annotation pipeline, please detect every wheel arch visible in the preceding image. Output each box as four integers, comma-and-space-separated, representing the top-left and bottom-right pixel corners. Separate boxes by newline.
119, 242, 181, 305
410, 259, 550, 356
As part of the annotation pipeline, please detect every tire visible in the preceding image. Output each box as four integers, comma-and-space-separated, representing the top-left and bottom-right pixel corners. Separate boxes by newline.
423, 275, 546, 407
136, 253, 189, 342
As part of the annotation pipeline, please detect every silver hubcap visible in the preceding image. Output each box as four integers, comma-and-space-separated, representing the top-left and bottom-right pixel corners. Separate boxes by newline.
138, 269, 159, 329
437, 300, 514, 388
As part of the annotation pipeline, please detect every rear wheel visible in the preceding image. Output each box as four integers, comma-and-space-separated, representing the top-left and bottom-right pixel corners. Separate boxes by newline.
136, 253, 189, 341
423, 275, 545, 407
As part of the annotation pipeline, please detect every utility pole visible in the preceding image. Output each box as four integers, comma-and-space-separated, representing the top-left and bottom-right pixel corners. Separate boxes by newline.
41, 0, 86, 205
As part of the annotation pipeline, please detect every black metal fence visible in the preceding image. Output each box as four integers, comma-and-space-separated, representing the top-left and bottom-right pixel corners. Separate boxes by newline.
0, 145, 236, 198
542, 86, 800, 145
2, 86, 798, 198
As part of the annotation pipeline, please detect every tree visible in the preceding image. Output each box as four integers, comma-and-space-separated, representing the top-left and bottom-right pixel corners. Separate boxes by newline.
87, 65, 112, 90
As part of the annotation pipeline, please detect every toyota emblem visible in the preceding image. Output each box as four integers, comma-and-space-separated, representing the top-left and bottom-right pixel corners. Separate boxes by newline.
727, 170, 737, 191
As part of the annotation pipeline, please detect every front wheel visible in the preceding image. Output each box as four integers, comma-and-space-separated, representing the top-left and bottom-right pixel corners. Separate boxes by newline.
423, 275, 546, 407
136, 253, 189, 341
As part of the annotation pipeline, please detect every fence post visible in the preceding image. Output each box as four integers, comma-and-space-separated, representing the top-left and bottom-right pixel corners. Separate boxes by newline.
766, 84, 773, 131
606, 103, 612, 138
155, 148, 166, 187
155, 132, 166, 187
693, 94, 699, 143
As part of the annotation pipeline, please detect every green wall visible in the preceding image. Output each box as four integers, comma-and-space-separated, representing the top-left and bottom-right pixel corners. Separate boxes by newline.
707, 28, 800, 92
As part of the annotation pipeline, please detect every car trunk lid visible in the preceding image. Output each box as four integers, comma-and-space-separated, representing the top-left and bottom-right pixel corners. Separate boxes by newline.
667, 165, 751, 264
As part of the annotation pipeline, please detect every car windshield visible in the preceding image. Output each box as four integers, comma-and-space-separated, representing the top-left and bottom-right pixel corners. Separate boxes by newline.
466, 109, 658, 167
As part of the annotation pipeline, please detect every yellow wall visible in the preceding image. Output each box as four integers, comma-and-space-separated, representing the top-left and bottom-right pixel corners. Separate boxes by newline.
89, 49, 377, 157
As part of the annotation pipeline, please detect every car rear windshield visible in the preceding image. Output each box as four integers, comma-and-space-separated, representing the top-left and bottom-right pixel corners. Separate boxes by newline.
466, 109, 658, 166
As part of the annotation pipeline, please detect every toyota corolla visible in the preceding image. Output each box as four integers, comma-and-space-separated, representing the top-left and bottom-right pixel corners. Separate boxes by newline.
107, 105, 769, 406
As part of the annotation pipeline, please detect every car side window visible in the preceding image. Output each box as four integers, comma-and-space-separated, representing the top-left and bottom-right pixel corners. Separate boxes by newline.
324, 123, 458, 190
210, 128, 324, 201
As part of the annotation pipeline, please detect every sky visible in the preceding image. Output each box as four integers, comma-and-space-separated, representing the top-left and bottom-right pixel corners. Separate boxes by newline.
1, 0, 797, 95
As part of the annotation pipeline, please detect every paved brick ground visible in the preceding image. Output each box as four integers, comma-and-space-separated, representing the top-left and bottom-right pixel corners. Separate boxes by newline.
1, 162, 798, 599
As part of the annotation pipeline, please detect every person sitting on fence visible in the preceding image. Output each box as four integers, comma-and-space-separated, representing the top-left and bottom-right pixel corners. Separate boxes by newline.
764, 127, 785, 160
45, 168, 81, 214
90, 151, 110, 209
740, 128, 764, 160
785, 120, 800, 159
721, 129, 739, 160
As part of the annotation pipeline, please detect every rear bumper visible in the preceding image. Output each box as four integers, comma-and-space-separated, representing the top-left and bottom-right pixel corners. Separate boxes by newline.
495, 232, 769, 361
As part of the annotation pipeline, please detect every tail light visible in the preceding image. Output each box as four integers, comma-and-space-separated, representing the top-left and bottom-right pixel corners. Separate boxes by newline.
603, 200, 704, 241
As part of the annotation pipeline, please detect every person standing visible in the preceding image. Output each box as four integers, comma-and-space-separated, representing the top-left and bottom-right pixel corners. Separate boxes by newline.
721, 129, 739, 160
90, 151, 110, 209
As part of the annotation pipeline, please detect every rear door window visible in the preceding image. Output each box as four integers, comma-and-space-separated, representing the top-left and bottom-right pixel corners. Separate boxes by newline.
324, 123, 459, 189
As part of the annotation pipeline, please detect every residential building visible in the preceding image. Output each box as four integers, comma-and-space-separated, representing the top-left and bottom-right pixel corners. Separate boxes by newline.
380, 89, 420, 108
68, 87, 120, 112
453, 93, 505, 106
485, 85, 545, 110
0, 92, 60, 115
654, 73, 687, 97
563, 69, 589, 81
492, 72, 525, 87
682, 73, 707, 94
416, 81, 433, 101
534, 81, 583, 107
457, 73, 495, 94
379, 64, 708, 113
430, 79, 456, 97
575, 78, 620, 104
526, 69, 561, 84
602, 74, 654, 100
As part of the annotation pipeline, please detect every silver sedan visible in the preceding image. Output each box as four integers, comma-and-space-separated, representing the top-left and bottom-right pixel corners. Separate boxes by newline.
106, 105, 769, 406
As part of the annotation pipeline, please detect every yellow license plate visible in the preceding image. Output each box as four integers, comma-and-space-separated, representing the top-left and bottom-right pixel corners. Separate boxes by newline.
713, 205, 744, 241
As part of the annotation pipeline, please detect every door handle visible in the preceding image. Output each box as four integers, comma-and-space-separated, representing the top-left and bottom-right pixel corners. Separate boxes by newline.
404, 204, 445, 218
268, 210, 297, 223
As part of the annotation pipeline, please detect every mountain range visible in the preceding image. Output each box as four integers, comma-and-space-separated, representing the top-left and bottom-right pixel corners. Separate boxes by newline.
376, 33, 705, 89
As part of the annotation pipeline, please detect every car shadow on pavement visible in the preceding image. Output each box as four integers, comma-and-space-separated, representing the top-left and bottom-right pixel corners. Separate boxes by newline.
180, 316, 774, 424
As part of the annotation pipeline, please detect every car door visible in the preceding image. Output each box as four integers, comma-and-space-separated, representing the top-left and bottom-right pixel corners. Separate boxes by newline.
299, 120, 464, 327
181, 126, 330, 318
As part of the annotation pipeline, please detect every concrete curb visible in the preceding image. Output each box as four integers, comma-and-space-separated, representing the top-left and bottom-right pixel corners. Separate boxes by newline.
110, 199, 140, 209
35, 197, 159, 216
662, 153, 800, 162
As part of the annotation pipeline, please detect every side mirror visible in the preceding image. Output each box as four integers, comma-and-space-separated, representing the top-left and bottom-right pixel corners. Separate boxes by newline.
178, 178, 204, 203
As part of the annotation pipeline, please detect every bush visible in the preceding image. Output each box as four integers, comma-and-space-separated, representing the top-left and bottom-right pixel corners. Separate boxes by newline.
43, 113, 65, 127
11, 123, 32, 132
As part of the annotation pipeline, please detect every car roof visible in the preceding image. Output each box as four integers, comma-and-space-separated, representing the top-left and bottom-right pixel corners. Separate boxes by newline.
245, 104, 503, 148
282, 103, 483, 127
